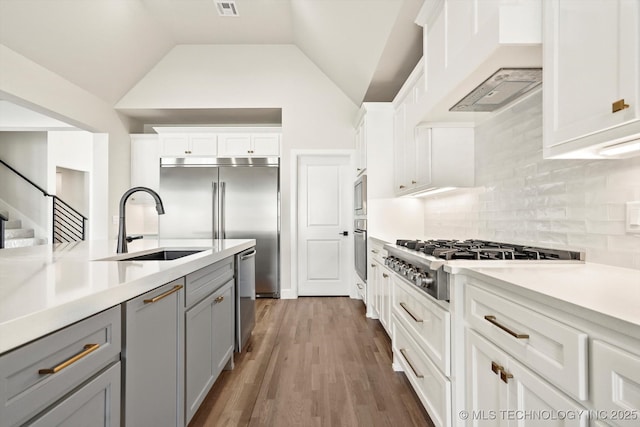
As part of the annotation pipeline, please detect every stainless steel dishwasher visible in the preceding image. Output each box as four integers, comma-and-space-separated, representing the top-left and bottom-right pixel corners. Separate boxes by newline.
236, 247, 256, 352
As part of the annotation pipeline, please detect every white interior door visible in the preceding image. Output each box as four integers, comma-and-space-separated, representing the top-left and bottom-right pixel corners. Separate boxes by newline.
297, 154, 352, 296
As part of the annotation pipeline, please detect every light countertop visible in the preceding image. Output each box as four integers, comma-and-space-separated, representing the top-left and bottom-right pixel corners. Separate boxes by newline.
0, 238, 255, 355
446, 262, 640, 329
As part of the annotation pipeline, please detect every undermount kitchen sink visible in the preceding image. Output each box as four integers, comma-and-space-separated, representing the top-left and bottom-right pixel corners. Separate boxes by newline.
100, 249, 205, 262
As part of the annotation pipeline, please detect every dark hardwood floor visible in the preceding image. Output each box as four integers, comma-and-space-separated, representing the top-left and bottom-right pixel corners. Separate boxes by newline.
189, 297, 434, 427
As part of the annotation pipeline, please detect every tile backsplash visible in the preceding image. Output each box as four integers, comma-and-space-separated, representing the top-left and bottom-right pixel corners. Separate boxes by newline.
422, 91, 640, 269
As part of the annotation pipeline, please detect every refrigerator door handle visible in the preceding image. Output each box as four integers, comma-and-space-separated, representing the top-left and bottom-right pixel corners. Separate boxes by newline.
212, 182, 218, 239
221, 181, 226, 239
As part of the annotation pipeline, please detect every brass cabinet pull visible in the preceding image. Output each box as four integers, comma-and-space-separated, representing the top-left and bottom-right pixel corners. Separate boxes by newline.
399, 349, 424, 378
491, 361, 504, 375
144, 285, 183, 304
612, 99, 630, 113
185, 150, 192, 154
399, 185, 406, 189
39, 344, 100, 374
214, 296, 224, 303
411, 180, 417, 184
400, 302, 423, 323
371, 263, 376, 268
484, 315, 529, 339
382, 273, 389, 279
500, 370, 514, 384
371, 249, 379, 254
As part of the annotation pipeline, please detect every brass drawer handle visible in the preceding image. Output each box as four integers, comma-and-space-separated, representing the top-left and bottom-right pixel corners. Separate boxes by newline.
399, 349, 424, 379
371, 263, 376, 268
399, 185, 406, 189
383, 273, 389, 279
500, 370, 513, 384
144, 285, 183, 304
484, 315, 529, 339
39, 344, 100, 374
612, 99, 630, 113
215, 295, 224, 303
400, 302, 423, 323
371, 249, 379, 254
411, 180, 417, 184
491, 361, 504, 375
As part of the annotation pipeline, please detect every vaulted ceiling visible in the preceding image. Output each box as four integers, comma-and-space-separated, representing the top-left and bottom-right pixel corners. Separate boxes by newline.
0, 0, 423, 124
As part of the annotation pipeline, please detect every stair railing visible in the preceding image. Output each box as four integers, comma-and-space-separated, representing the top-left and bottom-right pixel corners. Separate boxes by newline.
0, 211, 7, 249
0, 159, 87, 244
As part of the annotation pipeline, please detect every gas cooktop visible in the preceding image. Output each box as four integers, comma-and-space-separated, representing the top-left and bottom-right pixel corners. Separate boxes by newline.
394, 239, 583, 261
383, 239, 584, 301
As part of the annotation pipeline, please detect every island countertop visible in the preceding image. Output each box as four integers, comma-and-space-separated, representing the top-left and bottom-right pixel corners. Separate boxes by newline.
0, 238, 255, 355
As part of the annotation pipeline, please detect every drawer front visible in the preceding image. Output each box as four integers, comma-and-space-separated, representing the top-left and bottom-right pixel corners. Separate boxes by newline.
185, 256, 234, 307
0, 306, 121, 427
369, 244, 386, 265
465, 283, 587, 401
393, 315, 451, 427
393, 276, 450, 376
27, 362, 120, 427
591, 340, 640, 427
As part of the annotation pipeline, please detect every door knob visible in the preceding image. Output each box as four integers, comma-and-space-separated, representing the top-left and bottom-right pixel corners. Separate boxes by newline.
340, 231, 349, 236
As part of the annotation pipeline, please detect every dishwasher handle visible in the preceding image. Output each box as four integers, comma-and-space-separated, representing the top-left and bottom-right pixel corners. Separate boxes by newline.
240, 249, 257, 260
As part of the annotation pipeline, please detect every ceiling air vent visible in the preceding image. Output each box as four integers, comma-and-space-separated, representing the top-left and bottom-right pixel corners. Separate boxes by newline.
215, 0, 239, 17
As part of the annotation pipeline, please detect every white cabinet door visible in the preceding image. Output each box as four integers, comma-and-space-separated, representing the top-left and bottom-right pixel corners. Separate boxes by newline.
123, 280, 183, 427
160, 134, 217, 156
414, 126, 433, 189
189, 134, 217, 156
465, 330, 587, 427
591, 340, 640, 427
368, 260, 380, 319
465, 330, 508, 427
393, 103, 408, 194
380, 263, 392, 336
543, 0, 640, 158
217, 134, 252, 156
28, 363, 120, 427
161, 135, 190, 156
251, 134, 280, 156
355, 120, 366, 176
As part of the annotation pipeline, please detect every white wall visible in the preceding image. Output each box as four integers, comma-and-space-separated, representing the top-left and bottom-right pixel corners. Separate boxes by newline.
0, 44, 131, 238
422, 91, 640, 270
0, 131, 49, 240
48, 131, 109, 239
117, 44, 360, 297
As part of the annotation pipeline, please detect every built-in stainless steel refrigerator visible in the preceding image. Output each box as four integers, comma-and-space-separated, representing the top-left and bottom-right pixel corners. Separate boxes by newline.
159, 158, 280, 297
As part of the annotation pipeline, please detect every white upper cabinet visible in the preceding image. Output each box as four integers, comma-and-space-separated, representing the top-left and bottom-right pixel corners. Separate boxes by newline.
543, 0, 640, 159
160, 133, 217, 157
354, 103, 394, 199
416, 0, 542, 122
217, 133, 280, 157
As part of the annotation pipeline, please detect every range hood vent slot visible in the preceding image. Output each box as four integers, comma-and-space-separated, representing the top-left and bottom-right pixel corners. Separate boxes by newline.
450, 68, 542, 112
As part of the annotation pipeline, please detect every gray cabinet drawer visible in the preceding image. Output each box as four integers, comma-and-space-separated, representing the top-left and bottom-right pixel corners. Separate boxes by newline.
27, 362, 120, 427
185, 256, 234, 308
0, 306, 121, 427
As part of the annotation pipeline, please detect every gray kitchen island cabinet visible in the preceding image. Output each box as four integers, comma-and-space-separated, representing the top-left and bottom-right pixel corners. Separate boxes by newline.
184, 257, 235, 424
0, 306, 121, 427
122, 278, 185, 427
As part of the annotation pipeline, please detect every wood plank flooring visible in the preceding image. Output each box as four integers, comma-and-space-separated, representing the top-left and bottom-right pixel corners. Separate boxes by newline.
189, 297, 434, 427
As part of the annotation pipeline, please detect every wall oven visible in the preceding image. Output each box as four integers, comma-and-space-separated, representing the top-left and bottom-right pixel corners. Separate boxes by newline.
354, 175, 367, 216
354, 219, 367, 282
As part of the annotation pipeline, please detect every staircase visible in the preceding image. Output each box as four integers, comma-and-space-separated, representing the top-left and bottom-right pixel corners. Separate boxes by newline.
0, 210, 45, 249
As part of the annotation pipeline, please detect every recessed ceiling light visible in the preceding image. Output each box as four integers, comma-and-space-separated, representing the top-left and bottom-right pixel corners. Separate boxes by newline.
215, 0, 239, 17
